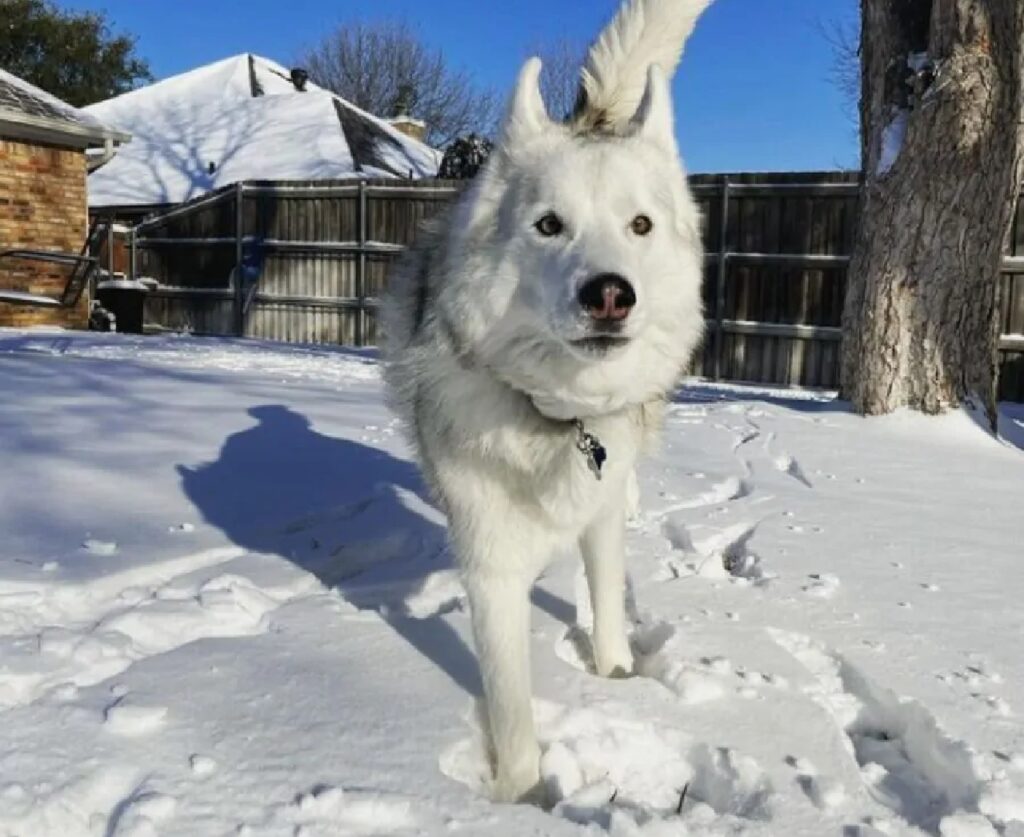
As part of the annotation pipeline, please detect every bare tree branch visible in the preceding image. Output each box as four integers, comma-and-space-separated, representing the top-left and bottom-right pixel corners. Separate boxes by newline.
818, 6, 861, 128
529, 37, 586, 121
296, 20, 498, 148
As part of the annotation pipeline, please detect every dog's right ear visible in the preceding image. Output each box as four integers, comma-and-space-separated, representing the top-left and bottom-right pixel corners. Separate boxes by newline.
499, 57, 551, 147
631, 64, 675, 152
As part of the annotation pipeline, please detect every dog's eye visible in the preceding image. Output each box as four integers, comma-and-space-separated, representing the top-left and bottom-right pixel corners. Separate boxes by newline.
630, 214, 653, 236
534, 212, 564, 237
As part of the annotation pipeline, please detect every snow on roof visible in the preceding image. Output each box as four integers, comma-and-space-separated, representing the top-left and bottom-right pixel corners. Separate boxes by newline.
84, 54, 442, 208
0, 67, 128, 147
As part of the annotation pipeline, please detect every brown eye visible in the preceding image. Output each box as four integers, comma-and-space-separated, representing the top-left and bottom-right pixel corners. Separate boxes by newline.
534, 212, 564, 237
630, 214, 653, 236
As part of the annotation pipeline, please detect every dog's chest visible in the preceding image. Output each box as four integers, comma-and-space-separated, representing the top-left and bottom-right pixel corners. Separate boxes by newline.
523, 413, 640, 528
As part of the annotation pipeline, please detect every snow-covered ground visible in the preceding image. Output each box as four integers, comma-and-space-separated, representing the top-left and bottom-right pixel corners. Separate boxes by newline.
1, 328, 1023, 837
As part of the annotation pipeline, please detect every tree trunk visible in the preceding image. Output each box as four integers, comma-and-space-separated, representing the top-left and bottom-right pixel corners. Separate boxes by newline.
841, 0, 1024, 423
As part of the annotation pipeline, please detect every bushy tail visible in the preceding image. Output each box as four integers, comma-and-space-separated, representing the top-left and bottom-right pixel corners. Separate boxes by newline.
573, 0, 713, 132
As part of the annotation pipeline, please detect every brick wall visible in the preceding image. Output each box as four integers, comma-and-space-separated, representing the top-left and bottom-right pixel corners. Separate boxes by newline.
0, 137, 89, 328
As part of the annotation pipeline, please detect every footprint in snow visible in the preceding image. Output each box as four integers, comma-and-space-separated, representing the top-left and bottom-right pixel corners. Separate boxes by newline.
441, 697, 775, 827
784, 755, 845, 811
555, 620, 733, 705
558, 618, 786, 708
81, 538, 118, 556
103, 700, 167, 736
993, 751, 1024, 772
940, 665, 1013, 718
255, 785, 427, 834
661, 476, 753, 512
955, 663, 1004, 687
802, 574, 841, 599
684, 744, 774, 821
189, 754, 217, 776
772, 453, 813, 488
106, 787, 178, 835
975, 694, 1013, 718
769, 628, 1010, 835
735, 668, 789, 691
660, 519, 772, 587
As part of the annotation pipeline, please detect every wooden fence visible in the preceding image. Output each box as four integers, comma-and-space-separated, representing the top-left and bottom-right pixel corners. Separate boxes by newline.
105, 172, 1024, 401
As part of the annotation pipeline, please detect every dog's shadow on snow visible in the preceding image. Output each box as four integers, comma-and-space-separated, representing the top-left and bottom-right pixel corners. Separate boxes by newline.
177, 404, 485, 697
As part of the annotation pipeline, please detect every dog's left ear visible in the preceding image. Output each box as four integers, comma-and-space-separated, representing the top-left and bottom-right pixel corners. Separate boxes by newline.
631, 64, 676, 152
501, 57, 551, 148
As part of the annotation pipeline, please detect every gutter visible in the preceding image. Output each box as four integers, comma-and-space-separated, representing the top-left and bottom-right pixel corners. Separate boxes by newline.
0, 107, 131, 150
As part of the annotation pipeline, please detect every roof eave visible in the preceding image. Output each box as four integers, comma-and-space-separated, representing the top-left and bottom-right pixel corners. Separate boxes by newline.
0, 109, 131, 149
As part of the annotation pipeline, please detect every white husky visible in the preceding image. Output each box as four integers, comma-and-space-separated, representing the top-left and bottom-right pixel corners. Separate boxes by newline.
381, 0, 712, 803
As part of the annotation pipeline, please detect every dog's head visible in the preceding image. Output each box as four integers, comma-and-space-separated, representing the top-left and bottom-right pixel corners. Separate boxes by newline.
439, 57, 705, 419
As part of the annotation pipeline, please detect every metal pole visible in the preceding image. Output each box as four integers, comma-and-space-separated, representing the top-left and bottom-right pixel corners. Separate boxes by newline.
356, 180, 367, 346
713, 177, 730, 381
234, 182, 245, 336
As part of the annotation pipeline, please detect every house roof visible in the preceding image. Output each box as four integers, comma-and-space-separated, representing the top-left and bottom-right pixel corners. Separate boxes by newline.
84, 54, 442, 208
0, 68, 130, 148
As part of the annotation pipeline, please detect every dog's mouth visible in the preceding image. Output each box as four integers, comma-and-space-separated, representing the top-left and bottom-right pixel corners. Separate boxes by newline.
569, 334, 631, 355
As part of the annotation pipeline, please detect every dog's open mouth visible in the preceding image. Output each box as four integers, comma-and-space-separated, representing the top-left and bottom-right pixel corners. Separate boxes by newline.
570, 334, 631, 354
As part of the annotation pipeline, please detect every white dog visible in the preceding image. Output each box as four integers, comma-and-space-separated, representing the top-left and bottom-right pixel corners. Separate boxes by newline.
381, 0, 712, 803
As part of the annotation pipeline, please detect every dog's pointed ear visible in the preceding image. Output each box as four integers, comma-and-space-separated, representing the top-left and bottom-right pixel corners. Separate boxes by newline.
632, 64, 675, 151
501, 57, 550, 147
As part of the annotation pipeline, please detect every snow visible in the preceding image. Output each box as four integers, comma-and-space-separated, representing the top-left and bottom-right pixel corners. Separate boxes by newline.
908, 53, 931, 73
878, 109, 910, 176
0, 67, 113, 133
84, 54, 441, 207
1, 327, 1023, 836
0, 291, 60, 307
96, 280, 154, 292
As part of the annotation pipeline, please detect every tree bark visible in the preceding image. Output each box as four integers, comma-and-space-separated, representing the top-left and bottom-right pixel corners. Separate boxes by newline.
841, 0, 1024, 423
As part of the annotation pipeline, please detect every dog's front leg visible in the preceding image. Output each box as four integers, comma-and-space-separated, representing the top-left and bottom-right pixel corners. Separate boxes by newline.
464, 572, 541, 803
580, 493, 633, 678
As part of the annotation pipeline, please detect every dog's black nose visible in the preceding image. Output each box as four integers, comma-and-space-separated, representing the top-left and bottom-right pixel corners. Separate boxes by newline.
577, 273, 636, 321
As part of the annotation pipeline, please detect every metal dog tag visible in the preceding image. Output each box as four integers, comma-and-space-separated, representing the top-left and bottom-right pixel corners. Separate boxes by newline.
573, 420, 607, 480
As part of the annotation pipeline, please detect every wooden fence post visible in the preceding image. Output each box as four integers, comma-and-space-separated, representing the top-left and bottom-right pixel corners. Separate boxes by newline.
356, 180, 368, 346
128, 225, 136, 281
233, 182, 245, 337
713, 176, 730, 381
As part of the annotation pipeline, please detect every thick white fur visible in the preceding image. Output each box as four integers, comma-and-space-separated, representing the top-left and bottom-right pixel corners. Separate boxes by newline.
577, 0, 714, 131
381, 0, 710, 804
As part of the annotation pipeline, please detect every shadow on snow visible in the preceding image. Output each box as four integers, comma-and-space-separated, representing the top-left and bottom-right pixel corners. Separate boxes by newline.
177, 404, 490, 695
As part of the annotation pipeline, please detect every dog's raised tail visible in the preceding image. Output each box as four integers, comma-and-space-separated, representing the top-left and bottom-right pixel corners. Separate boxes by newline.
573, 0, 713, 133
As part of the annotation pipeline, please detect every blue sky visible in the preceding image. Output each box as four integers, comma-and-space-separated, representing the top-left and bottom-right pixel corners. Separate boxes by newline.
60, 0, 859, 173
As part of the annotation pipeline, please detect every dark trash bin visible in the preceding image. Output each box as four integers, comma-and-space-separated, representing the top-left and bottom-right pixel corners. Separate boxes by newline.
95, 276, 156, 334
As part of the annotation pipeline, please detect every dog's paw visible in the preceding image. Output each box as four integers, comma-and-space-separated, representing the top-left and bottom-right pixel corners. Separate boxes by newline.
492, 773, 543, 806
593, 636, 634, 679
515, 777, 552, 808
491, 750, 543, 806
